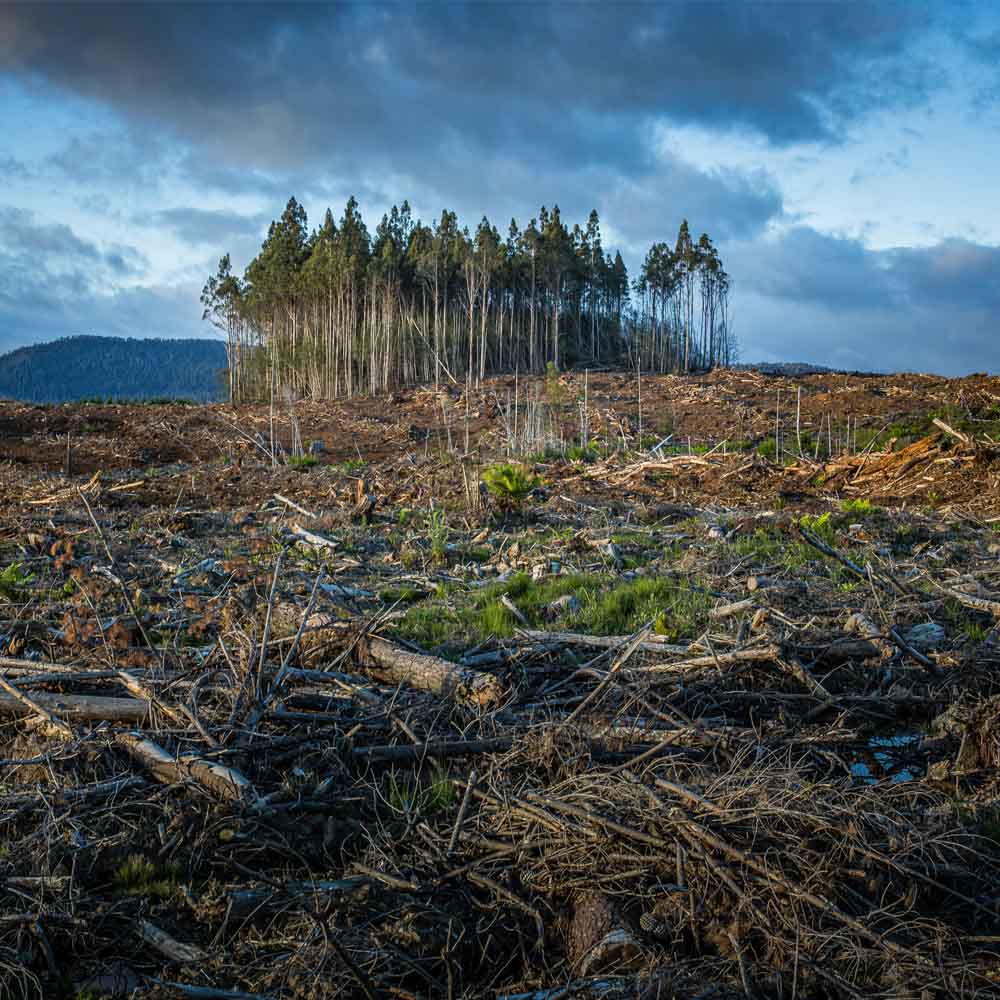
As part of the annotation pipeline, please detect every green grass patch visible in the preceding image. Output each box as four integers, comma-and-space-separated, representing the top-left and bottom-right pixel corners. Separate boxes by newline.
287, 454, 319, 469
112, 854, 180, 900
378, 585, 427, 604
387, 764, 457, 817
0, 562, 33, 600
396, 570, 712, 647
840, 498, 879, 517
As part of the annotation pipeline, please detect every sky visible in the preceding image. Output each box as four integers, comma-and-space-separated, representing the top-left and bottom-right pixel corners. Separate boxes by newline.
0, 1, 998, 374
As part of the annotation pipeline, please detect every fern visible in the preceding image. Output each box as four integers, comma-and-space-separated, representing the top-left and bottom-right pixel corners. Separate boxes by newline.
482, 463, 540, 511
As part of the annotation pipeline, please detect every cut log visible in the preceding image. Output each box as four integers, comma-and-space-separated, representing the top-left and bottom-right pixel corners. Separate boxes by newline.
936, 584, 1000, 619
117, 734, 257, 804
635, 643, 783, 675
0, 675, 74, 737
271, 604, 502, 707
289, 523, 340, 549
359, 634, 502, 707
0, 690, 148, 724
707, 598, 756, 620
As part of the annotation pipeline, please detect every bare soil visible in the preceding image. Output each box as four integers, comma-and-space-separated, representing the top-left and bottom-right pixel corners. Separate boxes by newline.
0, 369, 998, 999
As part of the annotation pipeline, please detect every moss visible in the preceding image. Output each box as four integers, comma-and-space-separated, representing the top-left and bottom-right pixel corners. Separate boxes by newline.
394, 604, 460, 648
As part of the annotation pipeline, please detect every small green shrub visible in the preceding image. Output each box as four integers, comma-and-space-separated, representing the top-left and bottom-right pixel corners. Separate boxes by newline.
482, 463, 540, 511
756, 436, 778, 460
798, 511, 836, 546
566, 443, 598, 463
0, 562, 33, 600
112, 854, 180, 899
840, 498, 879, 516
425, 509, 449, 563
287, 454, 319, 470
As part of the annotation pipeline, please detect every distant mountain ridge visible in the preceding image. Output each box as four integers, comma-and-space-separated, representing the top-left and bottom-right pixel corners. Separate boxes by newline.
0, 335, 227, 403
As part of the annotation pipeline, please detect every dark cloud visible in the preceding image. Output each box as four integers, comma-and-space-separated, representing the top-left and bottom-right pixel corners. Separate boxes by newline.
0, 278, 206, 354
886, 239, 1000, 311
730, 227, 1000, 375
0, 1, 936, 181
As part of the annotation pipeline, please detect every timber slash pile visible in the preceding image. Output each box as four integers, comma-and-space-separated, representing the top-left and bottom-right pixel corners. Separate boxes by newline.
0, 368, 999, 1000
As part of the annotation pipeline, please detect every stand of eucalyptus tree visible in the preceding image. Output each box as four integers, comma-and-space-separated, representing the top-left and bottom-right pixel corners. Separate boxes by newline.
631, 221, 733, 372
201, 197, 733, 402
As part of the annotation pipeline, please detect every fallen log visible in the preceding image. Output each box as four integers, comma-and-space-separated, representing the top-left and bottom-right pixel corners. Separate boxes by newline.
0, 690, 148, 724
138, 919, 208, 963
359, 633, 502, 707
117, 734, 257, 804
271, 604, 502, 707
935, 583, 1000, 618
227, 877, 370, 921
513, 629, 689, 655
632, 643, 783, 675
707, 598, 756, 620
0, 675, 74, 737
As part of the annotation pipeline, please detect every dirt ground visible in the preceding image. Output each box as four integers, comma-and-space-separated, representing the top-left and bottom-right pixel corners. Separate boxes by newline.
0, 369, 999, 999
1, 368, 998, 513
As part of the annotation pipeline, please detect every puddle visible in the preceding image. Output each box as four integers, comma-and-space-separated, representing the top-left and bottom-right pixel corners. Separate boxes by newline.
850, 733, 923, 784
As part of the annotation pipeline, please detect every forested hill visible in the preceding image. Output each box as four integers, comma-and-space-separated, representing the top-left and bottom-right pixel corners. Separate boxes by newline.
0, 336, 227, 403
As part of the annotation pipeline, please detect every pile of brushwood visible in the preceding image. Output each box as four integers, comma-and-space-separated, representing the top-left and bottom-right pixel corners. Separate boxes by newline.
1, 479, 1000, 999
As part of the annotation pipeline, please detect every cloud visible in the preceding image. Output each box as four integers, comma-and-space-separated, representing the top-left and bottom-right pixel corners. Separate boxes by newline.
0, 278, 207, 354
0, 2, 993, 377
0, 1, 938, 180
730, 227, 1000, 374
0, 205, 163, 351
0, 155, 30, 178
0, 205, 148, 277
136, 207, 270, 247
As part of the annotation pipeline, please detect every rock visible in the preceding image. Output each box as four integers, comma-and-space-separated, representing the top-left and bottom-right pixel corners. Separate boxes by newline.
545, 594, 581, 619
903, 622, 946, 652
